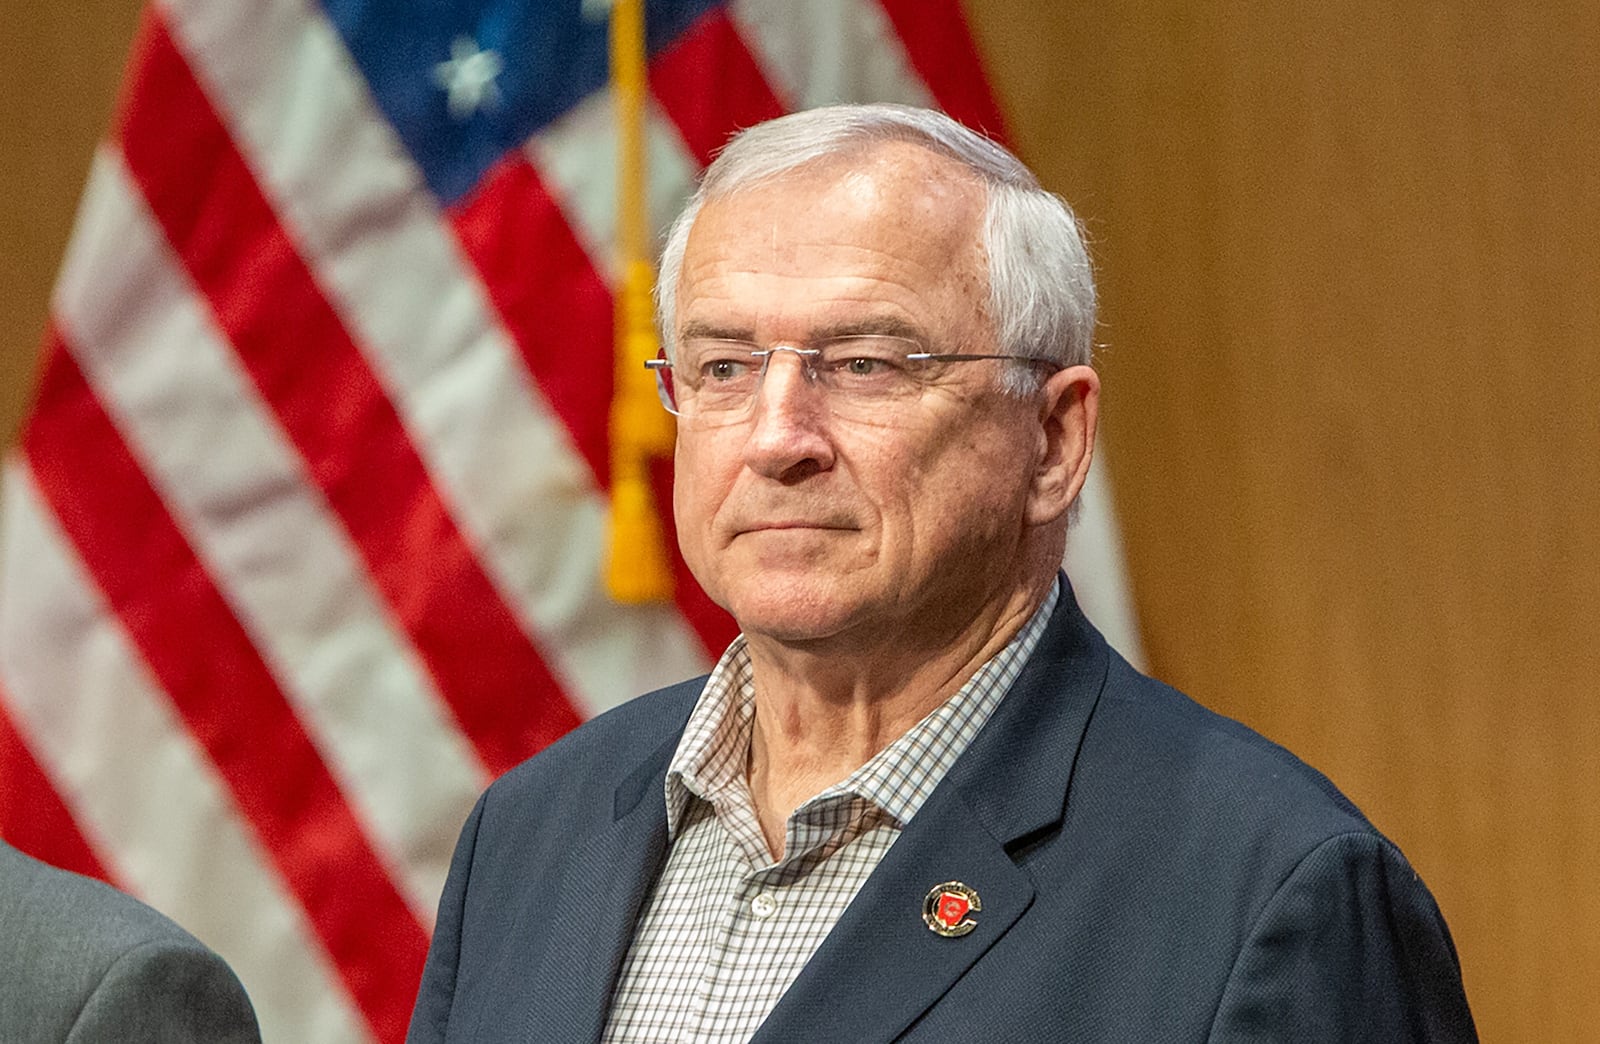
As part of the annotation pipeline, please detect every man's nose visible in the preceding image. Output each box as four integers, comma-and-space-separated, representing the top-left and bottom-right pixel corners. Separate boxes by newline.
754, 347, 819, 400
744, 349, 834, 479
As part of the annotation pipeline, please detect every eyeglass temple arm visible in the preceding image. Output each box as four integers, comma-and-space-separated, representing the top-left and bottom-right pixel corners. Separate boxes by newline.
907, 352, 1064, 369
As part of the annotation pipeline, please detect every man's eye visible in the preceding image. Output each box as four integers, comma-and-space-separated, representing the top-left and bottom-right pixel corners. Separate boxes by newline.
833, 355, 906, 379
703, 359, 751, 381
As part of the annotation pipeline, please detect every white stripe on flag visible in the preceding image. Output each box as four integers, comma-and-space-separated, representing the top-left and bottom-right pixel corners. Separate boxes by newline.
729, 0, 934, 111
1064, 443, 1146, 669
54, 147, 488, 919
0, 459, 374, 1044
159, 0, 714, 714
527, 88, 701, 280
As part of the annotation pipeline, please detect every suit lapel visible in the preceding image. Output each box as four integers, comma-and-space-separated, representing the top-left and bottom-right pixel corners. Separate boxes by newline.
752, 584, 1111, 1043
749, 784, 1035, 1044
514, 728, 682, 1044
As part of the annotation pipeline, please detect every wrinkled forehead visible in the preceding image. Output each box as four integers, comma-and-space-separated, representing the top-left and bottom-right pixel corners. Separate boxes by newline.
679, 142, 991, 314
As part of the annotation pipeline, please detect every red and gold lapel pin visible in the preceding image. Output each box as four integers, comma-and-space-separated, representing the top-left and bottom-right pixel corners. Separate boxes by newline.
922, 881, 981, 938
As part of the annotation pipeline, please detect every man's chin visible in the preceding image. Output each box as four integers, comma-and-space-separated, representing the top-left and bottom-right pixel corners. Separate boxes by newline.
731, 525, 857, 563
722, 579, 866, 646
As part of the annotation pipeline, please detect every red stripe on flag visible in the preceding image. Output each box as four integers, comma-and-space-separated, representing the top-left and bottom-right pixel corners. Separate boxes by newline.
22, 338, 426, 1043
649, 7, 789, 167
0, 697, 113, 882
453, 155, 615, 488
117, 15, 581, 775
873, 0, 1011, 142
451, 155, 740, 659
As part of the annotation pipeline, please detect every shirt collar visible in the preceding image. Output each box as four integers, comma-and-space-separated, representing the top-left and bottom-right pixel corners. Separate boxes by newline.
664, 581, 1061, 840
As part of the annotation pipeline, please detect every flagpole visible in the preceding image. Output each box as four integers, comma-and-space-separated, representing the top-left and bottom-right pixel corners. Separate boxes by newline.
605, 0, 676, 603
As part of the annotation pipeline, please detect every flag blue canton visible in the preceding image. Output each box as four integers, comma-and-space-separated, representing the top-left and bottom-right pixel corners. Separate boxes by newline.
316, 0, 725, 202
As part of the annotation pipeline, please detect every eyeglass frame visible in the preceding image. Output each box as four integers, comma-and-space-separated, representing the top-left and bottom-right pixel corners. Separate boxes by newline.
643, 336, 1064, 419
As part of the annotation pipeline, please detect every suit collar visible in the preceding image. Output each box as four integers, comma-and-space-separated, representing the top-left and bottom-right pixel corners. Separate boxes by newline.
946, 579, 1110, 845
515, 697, 690, 1044
751, 581, 1111, 1043
615, 721, 684, 822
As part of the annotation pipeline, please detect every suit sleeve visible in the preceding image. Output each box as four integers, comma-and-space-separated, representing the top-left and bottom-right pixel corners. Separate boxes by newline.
408, 793, 487, 1044
65, 937, 262, 1044
1208, 831, 1477, 1043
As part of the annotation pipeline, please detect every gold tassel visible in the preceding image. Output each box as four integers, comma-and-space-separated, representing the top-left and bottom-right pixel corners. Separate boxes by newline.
606, 261, 676, 603
604, 0, 675, 603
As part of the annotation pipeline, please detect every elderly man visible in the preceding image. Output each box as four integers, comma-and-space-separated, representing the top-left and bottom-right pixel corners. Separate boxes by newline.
409, 104, 1474, 1042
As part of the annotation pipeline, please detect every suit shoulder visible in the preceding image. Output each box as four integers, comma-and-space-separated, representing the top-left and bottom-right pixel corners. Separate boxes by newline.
0, 843, 202, 957
0, 844, 261, 1043
1030, 655, 1415, 973
481, 677, 703, 809
1084, 656, 1374, 846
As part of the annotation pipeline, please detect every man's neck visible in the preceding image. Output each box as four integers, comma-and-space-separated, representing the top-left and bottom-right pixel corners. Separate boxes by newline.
741, 576, 1052, 858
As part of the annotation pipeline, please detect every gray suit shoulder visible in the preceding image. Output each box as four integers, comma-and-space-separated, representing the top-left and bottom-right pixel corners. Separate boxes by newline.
0, 841, 262, 1044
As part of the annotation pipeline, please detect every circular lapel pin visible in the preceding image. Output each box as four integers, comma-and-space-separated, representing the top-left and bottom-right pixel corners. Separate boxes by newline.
922, 881, 981, 938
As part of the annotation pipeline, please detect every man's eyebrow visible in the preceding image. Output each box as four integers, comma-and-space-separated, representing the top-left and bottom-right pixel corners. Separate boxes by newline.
678, 320, 754, 342
678, 316, 930, 344
810, 316, 928, 343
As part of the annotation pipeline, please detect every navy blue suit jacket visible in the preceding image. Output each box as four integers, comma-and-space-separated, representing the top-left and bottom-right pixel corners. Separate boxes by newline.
409, 588, 1475, 1042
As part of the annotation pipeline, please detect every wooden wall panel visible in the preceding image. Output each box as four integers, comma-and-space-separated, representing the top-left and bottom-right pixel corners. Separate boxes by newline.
0, 0, 144, 444
3, 2, 1594, 1040
963, 1, 1600, 1040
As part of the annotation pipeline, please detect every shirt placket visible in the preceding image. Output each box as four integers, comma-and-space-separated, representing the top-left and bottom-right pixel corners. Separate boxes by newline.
683, 792, 871, 1043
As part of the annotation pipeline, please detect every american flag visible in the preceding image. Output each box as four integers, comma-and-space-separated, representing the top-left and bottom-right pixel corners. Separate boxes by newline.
0, 1, 1141, 1041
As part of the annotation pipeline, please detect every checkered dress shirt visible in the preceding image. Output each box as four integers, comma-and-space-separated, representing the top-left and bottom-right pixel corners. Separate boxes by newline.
601, 583, 1059, 1044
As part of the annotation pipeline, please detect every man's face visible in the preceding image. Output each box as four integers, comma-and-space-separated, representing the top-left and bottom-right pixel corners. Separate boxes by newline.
671, 144, 1055, 647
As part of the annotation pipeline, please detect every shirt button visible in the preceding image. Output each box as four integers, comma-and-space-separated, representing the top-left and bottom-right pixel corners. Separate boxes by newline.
750, 892, 778, 918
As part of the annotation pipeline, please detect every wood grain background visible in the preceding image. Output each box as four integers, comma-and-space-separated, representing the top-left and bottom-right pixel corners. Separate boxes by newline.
3, 3, 1595, 1039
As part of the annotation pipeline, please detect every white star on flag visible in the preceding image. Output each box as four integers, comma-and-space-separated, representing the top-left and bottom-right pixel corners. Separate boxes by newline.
433, 37, 503, 121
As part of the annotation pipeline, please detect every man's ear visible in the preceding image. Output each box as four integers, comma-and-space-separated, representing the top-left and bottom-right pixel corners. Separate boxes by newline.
1026, 364, 1100, 526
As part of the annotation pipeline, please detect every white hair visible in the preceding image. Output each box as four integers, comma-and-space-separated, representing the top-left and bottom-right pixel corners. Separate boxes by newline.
656, 104, 1097, 391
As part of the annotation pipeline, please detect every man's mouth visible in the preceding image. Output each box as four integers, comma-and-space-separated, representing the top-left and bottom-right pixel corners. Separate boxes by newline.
744, 521, 849, 531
